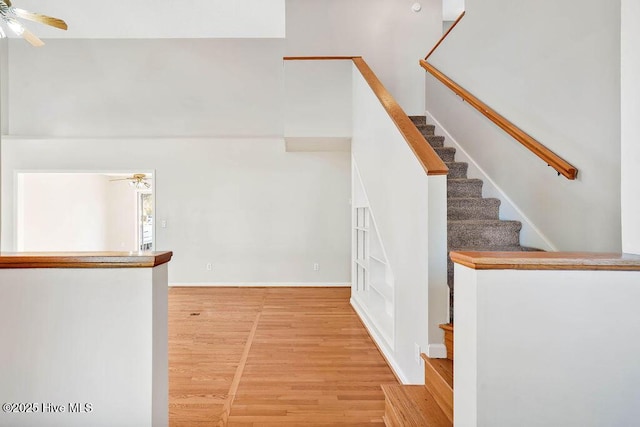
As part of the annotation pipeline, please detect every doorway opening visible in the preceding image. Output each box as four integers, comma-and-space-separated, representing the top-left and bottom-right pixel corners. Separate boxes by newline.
15, 171, 154, 252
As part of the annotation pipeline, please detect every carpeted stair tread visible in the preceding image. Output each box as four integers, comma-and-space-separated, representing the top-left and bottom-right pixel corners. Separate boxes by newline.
434, 147, 456, 162
448, 220, 522, 248
425, 135, 444, 148
409, 115, 427, 125
449, 245, 541, 252
416, 124, 436, 136
448, 179, 483, 198
448, 198, 500, 220
445, 162, 468, 179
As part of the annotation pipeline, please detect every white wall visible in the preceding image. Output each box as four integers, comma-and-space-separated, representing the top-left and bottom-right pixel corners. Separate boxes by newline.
443, 0, 465, 21
2, 137, 352, 285
621, 0, 640, 255
285, 0, 442, 115
18, 173, 109, 251
351, 64, 448, 383
0, 39, 7, 135
11, 0, 285, 39
6, 39, 285, 137
105, 179, 139, 251
427, 0, 621, 251
454, 265, 640, 426
284, 60, 353, 137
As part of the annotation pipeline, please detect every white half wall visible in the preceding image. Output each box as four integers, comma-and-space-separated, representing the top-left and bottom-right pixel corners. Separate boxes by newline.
0, 264, 169, 427
621, 0, 640, 255
427, 0, 621, 251
6, 39, 285, 137
10, 0, 285, 39
285, 0, 442, 115
454, 266, 640, 426
1, 137, 351, 286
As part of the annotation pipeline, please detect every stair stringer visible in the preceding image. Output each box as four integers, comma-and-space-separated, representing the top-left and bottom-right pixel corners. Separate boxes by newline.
426, 111, 558, 251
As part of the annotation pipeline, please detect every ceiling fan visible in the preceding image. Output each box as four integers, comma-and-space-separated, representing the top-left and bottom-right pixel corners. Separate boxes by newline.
109, 174, 152, 190
0, 0, 68, 47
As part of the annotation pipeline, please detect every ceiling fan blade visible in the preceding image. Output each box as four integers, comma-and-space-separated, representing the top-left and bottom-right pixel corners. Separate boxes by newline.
3, 0, 11, 6
21, 27, 44, 46
109, 178, 132, 182
5, 18, 43, 46
12, 8, 68, 30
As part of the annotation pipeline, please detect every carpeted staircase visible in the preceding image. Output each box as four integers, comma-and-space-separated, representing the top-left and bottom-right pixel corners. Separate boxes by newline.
410, 116, 540, 320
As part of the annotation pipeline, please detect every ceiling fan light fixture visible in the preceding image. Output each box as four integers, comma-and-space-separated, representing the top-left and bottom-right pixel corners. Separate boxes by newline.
6, 18, 22, 35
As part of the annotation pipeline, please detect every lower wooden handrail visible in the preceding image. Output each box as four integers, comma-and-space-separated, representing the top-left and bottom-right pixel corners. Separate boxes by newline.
420, 59, 578, 180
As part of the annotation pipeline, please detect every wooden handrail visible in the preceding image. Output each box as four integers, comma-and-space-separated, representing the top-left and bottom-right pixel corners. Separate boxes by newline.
283, 56, 361, 60
420, 60, 578, 179
420, 10, 577, 179
284, 56, 449, 176
352, 58, 448, 175
425, 11, 465, 60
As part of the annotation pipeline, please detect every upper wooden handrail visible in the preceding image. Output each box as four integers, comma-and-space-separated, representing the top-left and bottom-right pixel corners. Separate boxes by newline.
420, 60, 577, 179
425, 11, 465, 60
284, 56, 449, 176
283, 56, 361, 60
420, 11, 578, 180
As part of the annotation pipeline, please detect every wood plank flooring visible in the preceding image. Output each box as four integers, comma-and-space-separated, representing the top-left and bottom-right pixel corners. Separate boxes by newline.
169, 287, 398, 426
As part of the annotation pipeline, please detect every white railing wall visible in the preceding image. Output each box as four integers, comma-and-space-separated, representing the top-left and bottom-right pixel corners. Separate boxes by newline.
351, 64, 448, 383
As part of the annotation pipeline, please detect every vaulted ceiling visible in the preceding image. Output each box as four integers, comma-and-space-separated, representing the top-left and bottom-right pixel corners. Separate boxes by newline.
6, 0, 285, 39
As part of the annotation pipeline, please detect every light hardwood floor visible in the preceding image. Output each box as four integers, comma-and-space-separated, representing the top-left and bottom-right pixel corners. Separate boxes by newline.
169, 287, 398, 426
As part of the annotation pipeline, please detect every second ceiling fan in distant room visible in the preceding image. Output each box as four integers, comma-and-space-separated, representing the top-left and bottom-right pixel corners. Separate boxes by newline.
0, 0, 67, 46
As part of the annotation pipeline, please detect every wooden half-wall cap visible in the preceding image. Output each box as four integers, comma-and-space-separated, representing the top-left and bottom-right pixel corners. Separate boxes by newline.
450, 251, 640, 271
0, 251, 173, 269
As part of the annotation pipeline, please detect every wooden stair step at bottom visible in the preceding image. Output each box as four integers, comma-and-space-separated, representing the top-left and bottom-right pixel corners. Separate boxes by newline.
421, 354, 453, 423
440, 323, 454, 361
382, 385, 452, 427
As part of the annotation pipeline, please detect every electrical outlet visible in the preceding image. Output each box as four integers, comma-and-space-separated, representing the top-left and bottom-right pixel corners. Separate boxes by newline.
161, 220, 167, 228
414, 343, 421, 363
206, 263, 212, 271
313, 263, 319, 271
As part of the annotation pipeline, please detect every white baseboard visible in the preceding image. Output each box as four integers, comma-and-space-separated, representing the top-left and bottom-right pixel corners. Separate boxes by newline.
170, 282, 351, 287
426, 111, 557, 251
350, 297, 410, 384
426, 344, 448, 359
